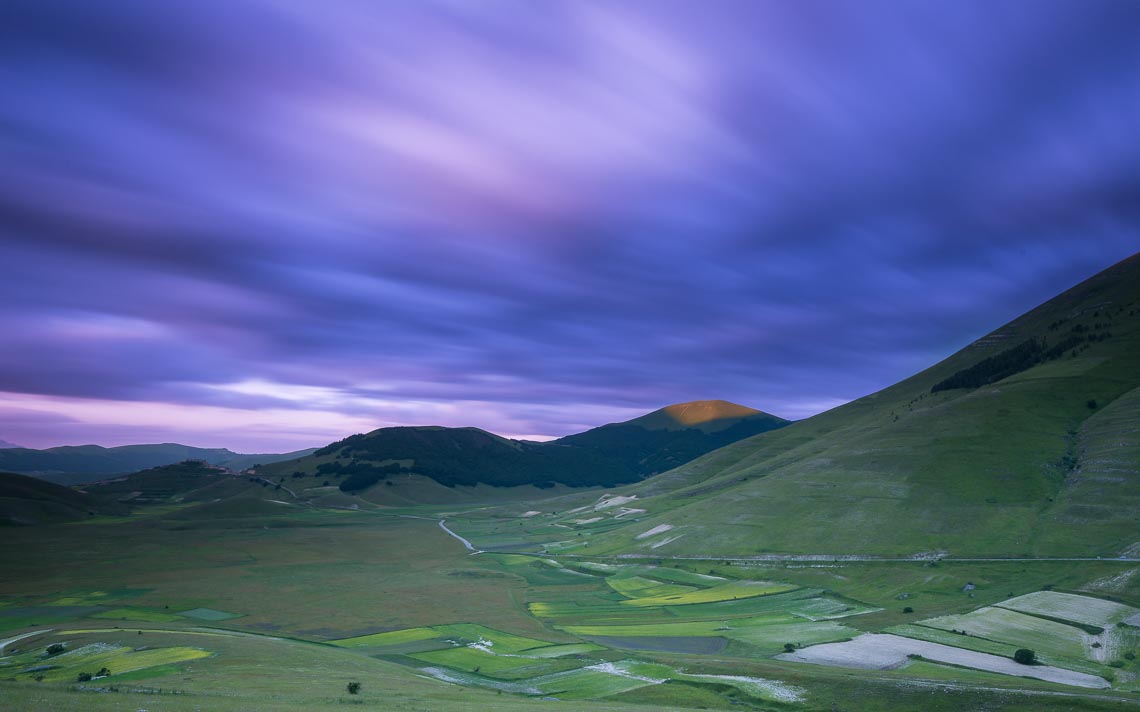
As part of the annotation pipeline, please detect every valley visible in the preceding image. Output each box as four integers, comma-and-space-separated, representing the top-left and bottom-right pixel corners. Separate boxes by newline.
2, 255, 1139, 710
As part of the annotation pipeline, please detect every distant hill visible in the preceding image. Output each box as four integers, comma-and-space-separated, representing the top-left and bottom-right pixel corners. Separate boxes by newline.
0, 438, 22, 449
574, 252, 1140, 558
0, 443, 318, 485
0, 471, 126, 525
80, 460, 258, 505
258, 401, 788, 492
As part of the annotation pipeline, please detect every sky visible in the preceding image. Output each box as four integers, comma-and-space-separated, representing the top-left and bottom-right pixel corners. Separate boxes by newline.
1, 1, 1138, 452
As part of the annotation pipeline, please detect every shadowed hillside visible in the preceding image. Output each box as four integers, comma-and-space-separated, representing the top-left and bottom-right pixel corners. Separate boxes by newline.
0, 472, 126, 525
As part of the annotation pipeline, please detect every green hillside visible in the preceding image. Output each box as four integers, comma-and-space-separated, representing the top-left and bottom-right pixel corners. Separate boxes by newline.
259, 402, 786, 493
517, 253, 1140, 558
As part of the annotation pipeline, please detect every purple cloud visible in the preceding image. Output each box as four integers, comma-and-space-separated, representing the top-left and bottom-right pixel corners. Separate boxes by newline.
1, 0, 1138, 450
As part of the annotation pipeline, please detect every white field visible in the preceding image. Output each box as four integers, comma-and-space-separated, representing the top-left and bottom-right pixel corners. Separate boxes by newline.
594, 495, 638, 511
996, 591, 1138, 628
614, 507, 646, 518
778, 634, 1109, 688
918, 606, 1088, 659
650, 534, 684, 549
635, 524, 674, 540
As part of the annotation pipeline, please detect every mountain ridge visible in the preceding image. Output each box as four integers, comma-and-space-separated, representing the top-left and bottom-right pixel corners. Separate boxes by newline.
256, 400, 788, 492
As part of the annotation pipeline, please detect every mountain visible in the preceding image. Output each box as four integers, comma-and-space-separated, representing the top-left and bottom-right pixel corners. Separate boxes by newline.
0, 438, 22, 449
0, 471, 126, 525
0, 444, 319, 485
258, 401, 787, 493
621, 400, 771, 432
565, 253, 1140, 558
555, 400, 788, 478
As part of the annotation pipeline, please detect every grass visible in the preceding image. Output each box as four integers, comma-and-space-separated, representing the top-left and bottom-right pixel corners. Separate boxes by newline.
619, 580, 795, 607
2, 639, 211, 683
177, 607, 242, 621
328, 626, 440, 647
91, 607, 183, 623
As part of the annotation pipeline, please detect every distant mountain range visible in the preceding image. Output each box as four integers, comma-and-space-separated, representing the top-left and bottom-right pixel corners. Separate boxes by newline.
0, 438, 23, 449
0, 443, 319, 485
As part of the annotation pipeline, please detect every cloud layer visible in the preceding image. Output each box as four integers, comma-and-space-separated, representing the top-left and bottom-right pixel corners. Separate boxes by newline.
2, 1, 1138, 450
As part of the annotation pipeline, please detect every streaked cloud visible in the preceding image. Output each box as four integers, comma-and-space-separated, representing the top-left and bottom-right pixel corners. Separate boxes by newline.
1, 0, 1137, 450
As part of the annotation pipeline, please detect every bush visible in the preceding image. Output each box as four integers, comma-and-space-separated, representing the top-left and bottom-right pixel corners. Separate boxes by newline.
783, 643, 796, 653
1014, 648, 1036, 665
1108, 660, 1125, 668
45, 643, 65, 656
77, 672, 92, 682
903, 606, 914, 614
347, 681, 361, 695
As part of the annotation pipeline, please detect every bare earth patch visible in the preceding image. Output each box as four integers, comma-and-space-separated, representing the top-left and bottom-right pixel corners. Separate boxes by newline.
777, 633, 1109, 688
635, 524, 674, 540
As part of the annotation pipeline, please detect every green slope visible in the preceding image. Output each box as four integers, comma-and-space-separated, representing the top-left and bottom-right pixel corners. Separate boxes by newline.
570, 252, 1140, 558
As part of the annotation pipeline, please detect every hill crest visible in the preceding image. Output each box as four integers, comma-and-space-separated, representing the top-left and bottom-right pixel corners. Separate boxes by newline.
623, 399, 768, 432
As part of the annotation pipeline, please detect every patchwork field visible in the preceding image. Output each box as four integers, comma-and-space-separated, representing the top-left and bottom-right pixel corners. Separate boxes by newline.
2, 505, 1139, 710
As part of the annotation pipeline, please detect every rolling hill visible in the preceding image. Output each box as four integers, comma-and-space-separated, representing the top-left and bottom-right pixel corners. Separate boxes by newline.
541, 252, 1140, 558
257, 401, 787, 493
0, 471, 126, 525
0, 443, 319, 485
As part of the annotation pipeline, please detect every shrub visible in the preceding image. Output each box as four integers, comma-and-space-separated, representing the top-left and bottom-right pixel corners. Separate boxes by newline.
903, 606, 914, 614
347, 681, 361, 695
45, 643, 65, 656
1013, 648, 1036, 665
77, 672, 92, 682
1108, 660, 1125, 668
783, 643, 796, 653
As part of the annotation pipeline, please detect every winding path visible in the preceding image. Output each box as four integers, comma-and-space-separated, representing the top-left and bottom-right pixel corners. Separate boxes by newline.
438, 519, 481, 554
